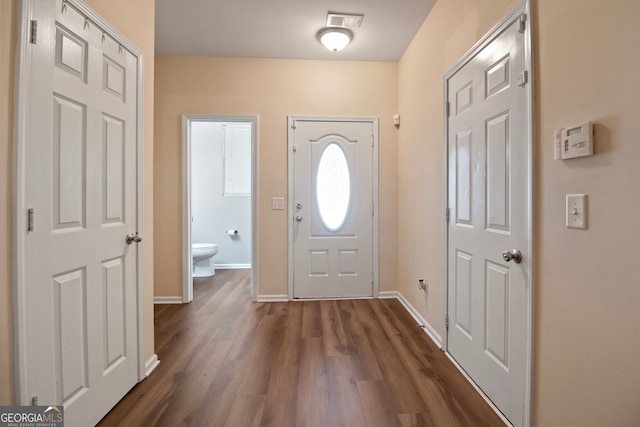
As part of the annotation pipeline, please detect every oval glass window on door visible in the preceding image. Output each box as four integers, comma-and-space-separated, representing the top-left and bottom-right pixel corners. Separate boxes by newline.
316, 142, 351, 231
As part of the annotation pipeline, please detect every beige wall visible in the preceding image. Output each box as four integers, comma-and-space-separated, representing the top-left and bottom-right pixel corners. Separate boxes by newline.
154, 56, 398, 297
399, 0, 640, 425
533, 0, 640, 425
0, 0, 155, 404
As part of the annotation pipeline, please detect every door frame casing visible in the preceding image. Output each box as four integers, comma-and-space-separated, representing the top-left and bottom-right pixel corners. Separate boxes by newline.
181, 114, 259, 303
442, 1, 534, 425
287, 116, 379, 300
13, 0, 147, 404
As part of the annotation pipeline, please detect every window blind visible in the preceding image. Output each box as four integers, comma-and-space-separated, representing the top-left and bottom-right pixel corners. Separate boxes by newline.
223, 125, 251, 196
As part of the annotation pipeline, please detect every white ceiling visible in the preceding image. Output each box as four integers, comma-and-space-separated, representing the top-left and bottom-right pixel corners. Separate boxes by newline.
155, 0, 437, 62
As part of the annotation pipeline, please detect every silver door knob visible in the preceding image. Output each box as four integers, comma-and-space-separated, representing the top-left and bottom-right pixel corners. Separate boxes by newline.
502, 248, 522, 264
295, 216, 303, 222
126, 232, 143, 244
296, 203, 303, 209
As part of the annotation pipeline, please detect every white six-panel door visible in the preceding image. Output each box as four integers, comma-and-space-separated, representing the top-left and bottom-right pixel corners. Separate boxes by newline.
18, 1, 141, 425
290, 118, 376, 299
446, 12, 530, 426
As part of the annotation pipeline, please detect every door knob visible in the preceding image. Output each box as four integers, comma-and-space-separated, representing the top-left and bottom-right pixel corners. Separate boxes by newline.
502, 248, 522, 264
295, 216, 303, 222
126, 232, 143, 244
296, 203, 303, 209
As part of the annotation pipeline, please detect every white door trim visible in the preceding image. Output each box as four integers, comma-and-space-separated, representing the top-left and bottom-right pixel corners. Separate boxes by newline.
13, 0, 147, 404
182, 114, 259, 302
442, 1, 534, 425
287, 116, 379, 300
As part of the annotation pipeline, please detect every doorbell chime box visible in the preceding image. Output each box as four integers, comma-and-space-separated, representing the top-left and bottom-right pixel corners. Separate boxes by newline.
554, 121, 594, 160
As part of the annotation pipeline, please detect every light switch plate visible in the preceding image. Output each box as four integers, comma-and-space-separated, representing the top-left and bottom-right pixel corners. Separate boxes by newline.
272, 197, 285, 210
566, 194, 587, 229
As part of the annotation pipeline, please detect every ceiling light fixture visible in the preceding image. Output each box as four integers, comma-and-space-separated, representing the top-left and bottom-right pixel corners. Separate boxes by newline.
318, 28, 353, 52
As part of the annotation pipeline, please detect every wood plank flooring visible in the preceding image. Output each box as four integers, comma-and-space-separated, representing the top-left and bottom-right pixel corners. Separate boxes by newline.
98, 270, 505, 426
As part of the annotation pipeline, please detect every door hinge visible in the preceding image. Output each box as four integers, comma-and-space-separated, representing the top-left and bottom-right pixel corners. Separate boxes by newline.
446, 102, 450, 117
518, 13, 527, 33
30, 20, 38, 44
292, 144, 297, 153
445, 314, 449, 329
372, 135, 374, 148
291, 120, 297, 130
27, 208, 34, 232
32, 396, 38, 406
517, 70, 528, 87
371, 203, 375, 216
445, 207, 450, 223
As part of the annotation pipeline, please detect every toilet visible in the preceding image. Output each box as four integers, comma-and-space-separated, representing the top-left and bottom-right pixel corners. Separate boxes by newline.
192, 243, 219, 278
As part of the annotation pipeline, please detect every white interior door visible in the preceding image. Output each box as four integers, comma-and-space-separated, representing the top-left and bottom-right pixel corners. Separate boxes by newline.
446, 12, 530, 426
18, 1, 141, 425
290, 118, 376, 299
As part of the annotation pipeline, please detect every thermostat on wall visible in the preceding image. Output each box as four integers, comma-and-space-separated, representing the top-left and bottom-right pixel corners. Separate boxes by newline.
561, 121, 593, 159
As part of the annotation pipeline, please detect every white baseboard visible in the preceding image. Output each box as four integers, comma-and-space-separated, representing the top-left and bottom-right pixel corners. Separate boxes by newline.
395, 291, 443, 347
256, 294, 289, 302
376, 291, 512, 425
154, 296, 183, 304
378, 290, 443, 348
145, 354, 160, 377
216, 264, 251, 269
445, 352, 513, 427
377, 291, 398, 299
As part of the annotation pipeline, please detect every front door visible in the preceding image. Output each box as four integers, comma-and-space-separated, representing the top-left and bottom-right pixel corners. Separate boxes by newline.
19, 1, 141, 425
446, 11, 530, 426
290, 118, 376, 299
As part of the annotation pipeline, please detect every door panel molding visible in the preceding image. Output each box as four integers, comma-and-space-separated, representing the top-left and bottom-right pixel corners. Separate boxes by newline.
287, 116, 379, 300
442, 1, 533, 426
14, 0, 146, 412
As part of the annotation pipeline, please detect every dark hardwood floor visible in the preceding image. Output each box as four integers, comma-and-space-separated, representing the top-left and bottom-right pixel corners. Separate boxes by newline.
99, 269, 504, 426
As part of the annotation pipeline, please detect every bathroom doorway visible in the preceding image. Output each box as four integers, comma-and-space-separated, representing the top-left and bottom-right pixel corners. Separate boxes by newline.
182, 115, 257, 302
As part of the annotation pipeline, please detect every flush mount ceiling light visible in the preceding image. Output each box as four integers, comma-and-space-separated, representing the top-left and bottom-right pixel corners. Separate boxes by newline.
318, 28, 353, 52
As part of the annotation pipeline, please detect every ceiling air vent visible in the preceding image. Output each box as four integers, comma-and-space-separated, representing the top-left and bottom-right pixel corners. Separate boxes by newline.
327, 13, 364, 28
